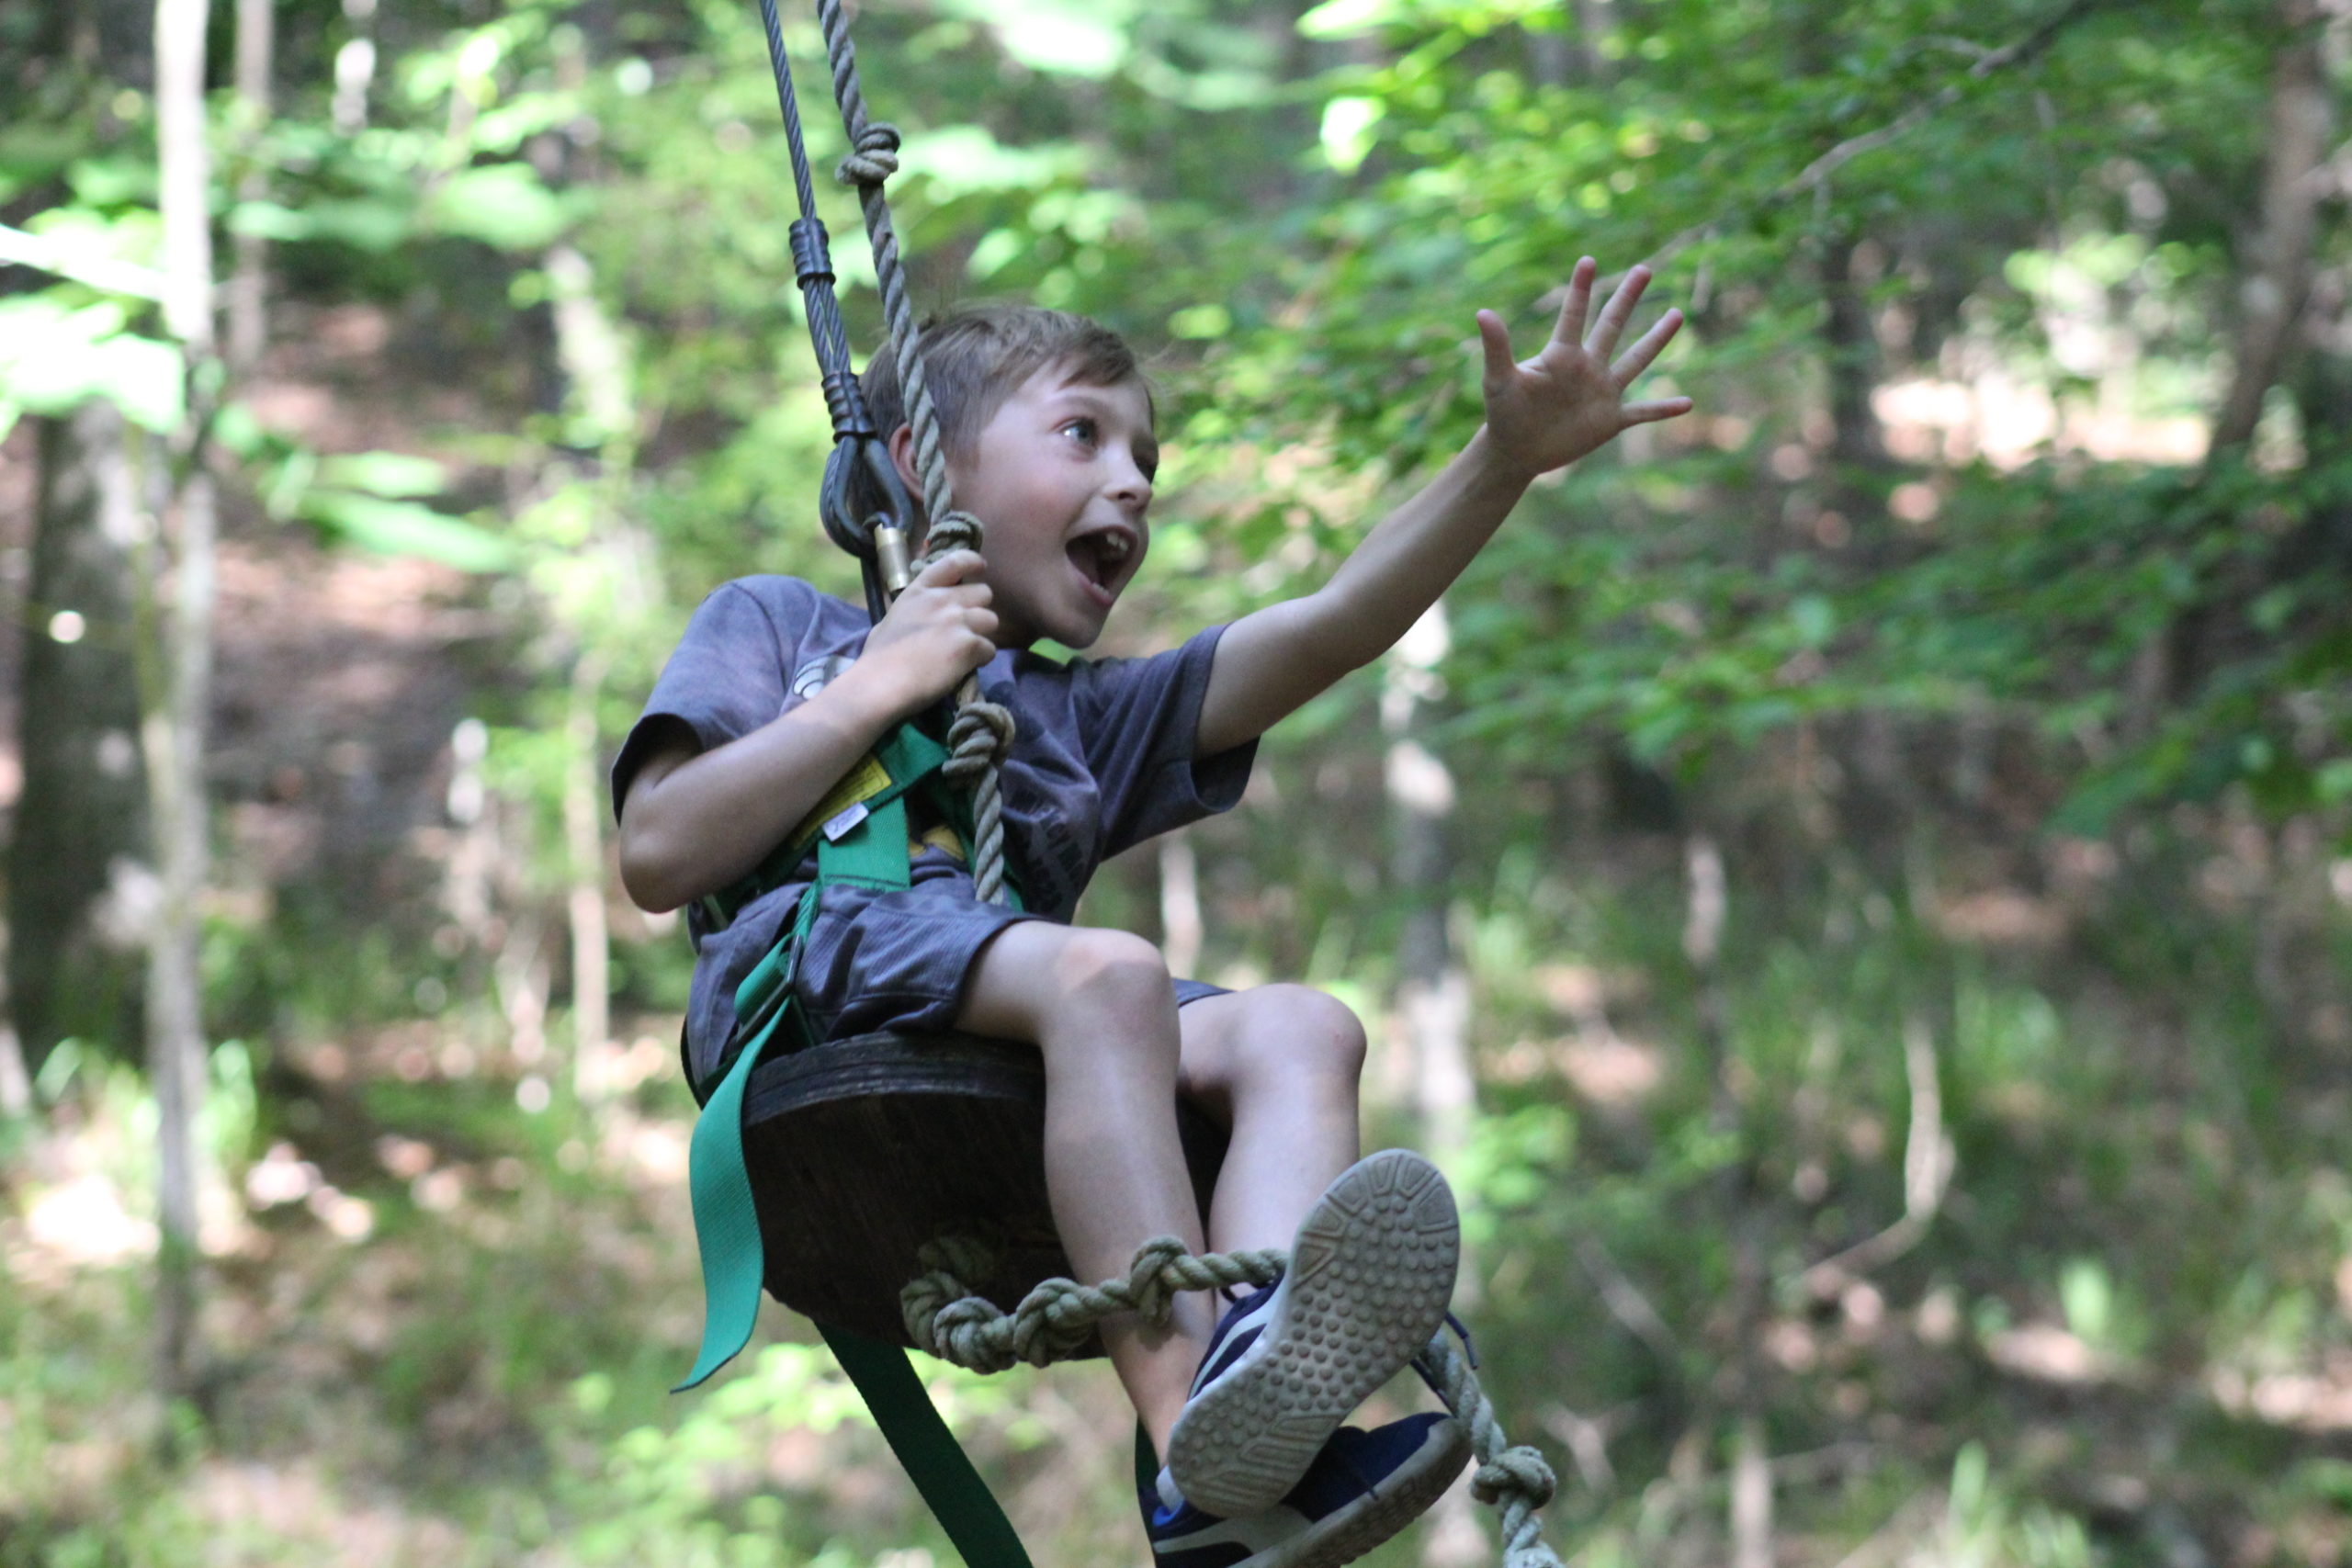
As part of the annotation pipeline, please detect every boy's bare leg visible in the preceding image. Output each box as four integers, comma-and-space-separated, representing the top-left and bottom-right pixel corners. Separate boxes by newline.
954, 921, 1216, 1461
1174, 986, 1366, 1256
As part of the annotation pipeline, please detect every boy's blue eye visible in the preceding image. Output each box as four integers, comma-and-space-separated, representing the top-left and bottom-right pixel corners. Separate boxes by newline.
1063, 418, 1098, 444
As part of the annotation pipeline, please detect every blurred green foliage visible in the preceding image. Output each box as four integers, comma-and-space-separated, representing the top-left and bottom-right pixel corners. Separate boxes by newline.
7, 0, 2352, 1563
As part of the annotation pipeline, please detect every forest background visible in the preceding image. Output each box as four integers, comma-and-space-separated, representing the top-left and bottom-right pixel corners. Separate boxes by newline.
6, 0, 2352, 1564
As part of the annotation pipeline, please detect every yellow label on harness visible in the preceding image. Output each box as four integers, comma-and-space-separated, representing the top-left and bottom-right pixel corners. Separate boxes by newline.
912, 822, 966, 863
791, 754, 891, 848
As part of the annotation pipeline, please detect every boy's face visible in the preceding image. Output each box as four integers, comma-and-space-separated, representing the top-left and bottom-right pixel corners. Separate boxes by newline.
944, 359, 1157, 650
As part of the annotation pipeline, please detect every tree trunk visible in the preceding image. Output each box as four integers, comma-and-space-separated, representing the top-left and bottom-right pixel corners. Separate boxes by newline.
1821, 230, 1887, 473
1389, 617, 1482, 1568
145, 0, 218, 1407
0, 1025, 28, 1118
227, 0, 274, 373
1381, 604, 1475, 1209
539, 239, 635, 1099
1686, 829, 1776, 1568
2211, 1, 2333, 455
2288, 265, 2352, 563
331, 0, 376, 134
13, 402, 151, 1080
1731, 1414, 1773, 1568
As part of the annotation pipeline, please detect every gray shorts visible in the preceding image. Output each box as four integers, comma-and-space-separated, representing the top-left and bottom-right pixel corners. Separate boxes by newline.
790, 876, 1227, 1043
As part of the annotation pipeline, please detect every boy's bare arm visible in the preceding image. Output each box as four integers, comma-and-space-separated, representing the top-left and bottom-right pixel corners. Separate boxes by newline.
1195, 259, 1691, 757
619, 551, 1000, 912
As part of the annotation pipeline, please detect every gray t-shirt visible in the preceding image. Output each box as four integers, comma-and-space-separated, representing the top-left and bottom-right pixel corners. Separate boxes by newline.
614, 575, 1256, 1082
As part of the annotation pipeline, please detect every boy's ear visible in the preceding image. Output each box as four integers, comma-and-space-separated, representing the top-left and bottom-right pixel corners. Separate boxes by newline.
887, 424, 922, 508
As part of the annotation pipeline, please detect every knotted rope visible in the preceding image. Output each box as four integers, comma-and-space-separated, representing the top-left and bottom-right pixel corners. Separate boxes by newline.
1415, 1332, 1564, 1568
902, 1238, 1568, 1565
903, 1235, 1284, 1373
811, 0, 1015, 904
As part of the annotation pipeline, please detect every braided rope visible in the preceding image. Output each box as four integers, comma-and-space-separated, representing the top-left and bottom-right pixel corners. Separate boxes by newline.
903, 1235, 1285, 1373
811, 0, 1014, 904
902, 1239, 1567, 1563
1416, 1333, 1565, 1568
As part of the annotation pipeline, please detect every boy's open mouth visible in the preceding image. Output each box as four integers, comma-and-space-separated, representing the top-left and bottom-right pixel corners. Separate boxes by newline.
1067, 528, 1136, 599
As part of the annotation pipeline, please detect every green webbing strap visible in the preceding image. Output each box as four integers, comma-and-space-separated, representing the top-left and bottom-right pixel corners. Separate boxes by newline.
676, 793, 916, 1392
1135, 1420, 1159, 1506
821, 1325, 1035, 1568
676, 725, 1037, 1558
676, 1018, 778, 1390
703, 722, 954, 929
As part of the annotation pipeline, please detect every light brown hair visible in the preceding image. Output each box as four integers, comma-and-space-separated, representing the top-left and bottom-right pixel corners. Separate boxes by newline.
852, 302, 1149, 523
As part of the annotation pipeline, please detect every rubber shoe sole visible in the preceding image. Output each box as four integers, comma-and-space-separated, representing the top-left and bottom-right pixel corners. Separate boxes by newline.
1167, 1149, 1460, 1518
1147, 1416, 1472, 1568
1263, 1417, 1471, 1568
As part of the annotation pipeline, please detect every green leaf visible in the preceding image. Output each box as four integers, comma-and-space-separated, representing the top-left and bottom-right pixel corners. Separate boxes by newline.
1791, 593, 1835, 649
316, 452, 447, 499
2049, 759, 2158, 837
300, 493, 517, 573
421, 164, 572, 252
0, 296, 183, 432
230, 197, 413, 252
938, 0, 1133, 76
1298, 0, 1412, 39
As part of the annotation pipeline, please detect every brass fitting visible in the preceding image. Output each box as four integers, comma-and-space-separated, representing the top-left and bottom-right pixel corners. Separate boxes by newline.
874, 523, 913, 596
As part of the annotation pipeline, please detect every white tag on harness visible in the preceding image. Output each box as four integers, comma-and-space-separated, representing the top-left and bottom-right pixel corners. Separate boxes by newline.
821, 801, 871, 841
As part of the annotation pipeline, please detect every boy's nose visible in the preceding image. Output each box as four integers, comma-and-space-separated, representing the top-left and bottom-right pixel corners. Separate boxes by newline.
1106, 459, 1152, 510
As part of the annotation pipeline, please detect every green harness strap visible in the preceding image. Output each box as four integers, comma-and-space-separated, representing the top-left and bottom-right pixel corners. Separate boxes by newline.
823, 1325, 1037, 1568
679, 726, 945, 1392
675, 724, 1037, 1568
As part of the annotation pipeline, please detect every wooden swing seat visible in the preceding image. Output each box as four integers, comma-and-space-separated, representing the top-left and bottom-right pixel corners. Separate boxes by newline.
740, 1027, 1231, 1348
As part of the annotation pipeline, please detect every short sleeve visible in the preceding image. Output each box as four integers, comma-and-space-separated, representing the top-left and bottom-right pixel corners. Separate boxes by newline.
610, 581, 797, 818
1068, 623, 1257, 858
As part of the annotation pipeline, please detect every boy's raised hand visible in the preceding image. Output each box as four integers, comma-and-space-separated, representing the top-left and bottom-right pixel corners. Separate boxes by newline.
1476, 256, 1692, 479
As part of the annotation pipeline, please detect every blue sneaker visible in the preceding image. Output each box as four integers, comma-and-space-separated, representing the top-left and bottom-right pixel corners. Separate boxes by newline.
1166, 1150, 1460, 1517
1146, 1414, 1471, 1568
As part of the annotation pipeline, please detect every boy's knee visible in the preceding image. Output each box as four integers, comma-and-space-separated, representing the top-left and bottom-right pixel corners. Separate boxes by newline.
1243, 985, 1367, 1080
1054, 926, 1171, 1010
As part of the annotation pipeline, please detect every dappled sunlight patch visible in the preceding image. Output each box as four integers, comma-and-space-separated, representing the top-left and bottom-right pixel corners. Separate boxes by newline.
1533, 961, 1614, 1017
1555, 1035, 1665, 1108
21, 1171, 157, 1267
1873, 366, 2211, 470
574, 1032, 676, 1099
307, 1185, 377, 1242
1979, 1079, 2060, 1133
2210, 1363, 2352, 1433
1762, 1316, 1820, 1374
1983, 1322, 2131, 1387
606, 1111, 690, 1189
1479, 962, 1663, 1103
187, 1457, 468, 1564
1933, 888, 2069, 948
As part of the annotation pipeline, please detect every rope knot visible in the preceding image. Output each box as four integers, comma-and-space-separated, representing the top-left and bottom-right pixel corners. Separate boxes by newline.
1471, 1445, 1557, 1511
933, 1296, 1018, 1374
1122, 1235, 1193, 1325
944, 700, 1016, 784
900, 1235, 1000, 1350
835, 122, 901, 186
1007, 1277, 1098, 1365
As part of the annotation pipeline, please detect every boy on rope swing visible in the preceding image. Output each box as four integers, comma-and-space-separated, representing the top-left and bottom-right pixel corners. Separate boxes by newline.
614, 256, 1689, 1566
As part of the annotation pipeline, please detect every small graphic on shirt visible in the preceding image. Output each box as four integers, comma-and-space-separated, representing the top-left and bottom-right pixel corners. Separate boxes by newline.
788, 654, 853, 706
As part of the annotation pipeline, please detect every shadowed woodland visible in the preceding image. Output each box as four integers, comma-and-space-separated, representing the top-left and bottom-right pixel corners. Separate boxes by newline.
7, 0, 2352, 1563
